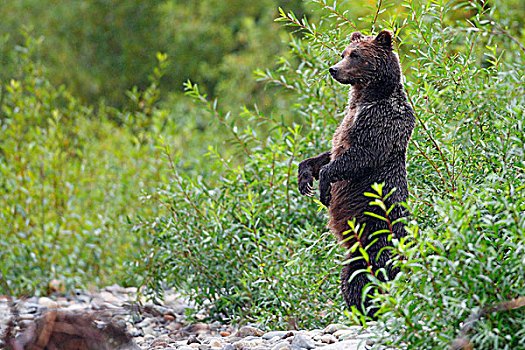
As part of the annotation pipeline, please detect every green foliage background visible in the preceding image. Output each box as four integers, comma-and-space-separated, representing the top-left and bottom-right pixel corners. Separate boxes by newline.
1, 0, 524, 349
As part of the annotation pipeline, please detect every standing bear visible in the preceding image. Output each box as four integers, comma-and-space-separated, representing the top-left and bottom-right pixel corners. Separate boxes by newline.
298, 30, 415, 317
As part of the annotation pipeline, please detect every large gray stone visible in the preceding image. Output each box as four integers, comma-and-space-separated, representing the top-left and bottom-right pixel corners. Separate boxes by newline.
320, 339, 364, 350
262, 331, 290, 340
322, 324, 349, 334
291, 334, 315, 350
99, 291, 124, 306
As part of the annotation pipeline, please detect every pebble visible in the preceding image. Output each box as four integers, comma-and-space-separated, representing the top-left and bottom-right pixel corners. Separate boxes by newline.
209, 338, 223, 347
333, 329, 358, 339
0, 286, 380, 350
271, 341, 291, 350
234, 325, 265, 337
322, 324, 348, 334
136, 318, 153, 329
232, 338, 266, 349
64, 303, 84, 312
38, 296, 58, 308
321, 334, 337, 344
166, 322, 183, 332
188, 335, 201, 345
18, 314, 35, 321
144, 325, 157, 335
164, 314, 176, 322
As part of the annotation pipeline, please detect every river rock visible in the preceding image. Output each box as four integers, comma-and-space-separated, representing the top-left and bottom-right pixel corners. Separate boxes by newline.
333, 329, 358, 339
291, 334, 315, 349
232, 338, 266, 349
234, 326, 265, 337
208, 338, 223, 348
99, 291, 124, 306
323, 324, 348, 334
321, 334, 338, 344
0, 285, 382, 350
188, 335, 201, 345
271, 341, 292, 350
263, 331, 290, 340
321, 339, 363, 350
167, 321, 183, 332
144, 334, 156, 341
38, 297, 57, 308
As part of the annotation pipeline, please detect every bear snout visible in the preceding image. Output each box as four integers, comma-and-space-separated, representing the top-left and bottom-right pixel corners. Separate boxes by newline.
329, 66, 339, 77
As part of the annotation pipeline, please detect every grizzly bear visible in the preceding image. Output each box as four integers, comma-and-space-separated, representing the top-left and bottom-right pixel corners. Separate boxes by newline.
297, 30, 415, 317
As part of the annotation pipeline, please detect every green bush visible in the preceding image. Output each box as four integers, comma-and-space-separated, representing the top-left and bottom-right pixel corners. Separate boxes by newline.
0, 36, 170, 295
367, 1, 525, 348
129, 80, 347, 327
133, 0, 524, 345
372, 184, 524, 349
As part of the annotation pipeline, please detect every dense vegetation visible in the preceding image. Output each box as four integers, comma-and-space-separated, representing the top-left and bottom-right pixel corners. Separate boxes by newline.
1, 0, 524, 349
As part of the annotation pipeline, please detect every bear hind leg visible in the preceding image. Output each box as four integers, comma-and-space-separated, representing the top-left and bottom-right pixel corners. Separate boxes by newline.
340, 256, 379, 319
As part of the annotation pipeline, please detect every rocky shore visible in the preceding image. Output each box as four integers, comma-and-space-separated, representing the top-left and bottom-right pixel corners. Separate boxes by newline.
0, 285, 381, 350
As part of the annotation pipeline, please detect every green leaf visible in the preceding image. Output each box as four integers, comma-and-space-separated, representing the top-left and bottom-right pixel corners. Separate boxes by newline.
364, 211, 388, 221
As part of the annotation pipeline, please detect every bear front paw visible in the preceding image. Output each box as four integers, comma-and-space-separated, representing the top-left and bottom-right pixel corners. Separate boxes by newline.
298, 160, 315, 197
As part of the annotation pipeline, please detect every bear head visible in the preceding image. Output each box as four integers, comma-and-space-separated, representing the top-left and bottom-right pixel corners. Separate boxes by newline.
329, 30, 401, 89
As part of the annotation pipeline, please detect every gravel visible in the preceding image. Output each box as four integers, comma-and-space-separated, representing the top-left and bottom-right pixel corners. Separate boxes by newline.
0, 285, 388, 350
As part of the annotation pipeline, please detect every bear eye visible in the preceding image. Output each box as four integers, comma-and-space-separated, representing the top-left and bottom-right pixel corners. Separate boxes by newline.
350, 51, 359, 59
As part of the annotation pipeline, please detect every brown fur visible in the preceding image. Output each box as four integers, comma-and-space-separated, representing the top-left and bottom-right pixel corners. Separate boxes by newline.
298, 30, 415, 316
329, 89, 357, 247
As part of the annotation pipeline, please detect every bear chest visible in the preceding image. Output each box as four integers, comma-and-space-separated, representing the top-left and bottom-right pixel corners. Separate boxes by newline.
331, 108, 356, 160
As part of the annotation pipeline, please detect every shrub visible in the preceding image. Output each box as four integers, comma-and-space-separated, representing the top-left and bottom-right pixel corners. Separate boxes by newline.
129, 80, 347, 328
0, 36, 169, 295
367, 1, 525, 348
372, 183, 525, 349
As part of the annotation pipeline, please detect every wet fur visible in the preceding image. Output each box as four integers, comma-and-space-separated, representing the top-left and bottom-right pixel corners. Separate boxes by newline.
297, 30, 415, 317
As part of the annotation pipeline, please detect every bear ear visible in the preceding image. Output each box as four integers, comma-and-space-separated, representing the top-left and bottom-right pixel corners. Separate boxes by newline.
350, 32, 363, 42
374, 30, 393, 48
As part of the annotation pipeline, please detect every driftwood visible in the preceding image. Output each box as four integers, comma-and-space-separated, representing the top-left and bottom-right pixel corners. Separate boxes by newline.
3, 307, 138, 350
